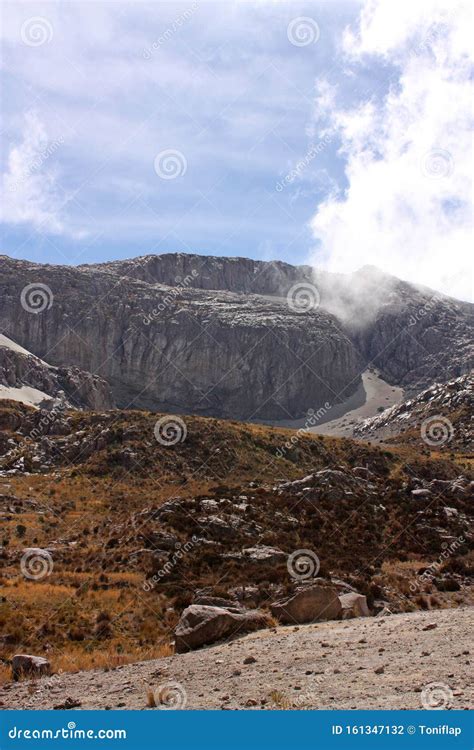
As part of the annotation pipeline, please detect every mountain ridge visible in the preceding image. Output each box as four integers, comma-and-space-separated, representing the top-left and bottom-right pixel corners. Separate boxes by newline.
0, 252, 472, 419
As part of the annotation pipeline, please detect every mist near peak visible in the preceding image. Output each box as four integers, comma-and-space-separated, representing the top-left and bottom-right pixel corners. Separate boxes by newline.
309, 0, 473, 305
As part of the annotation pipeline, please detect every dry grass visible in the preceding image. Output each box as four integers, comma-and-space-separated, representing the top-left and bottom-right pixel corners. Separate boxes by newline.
0, 402, 471, 684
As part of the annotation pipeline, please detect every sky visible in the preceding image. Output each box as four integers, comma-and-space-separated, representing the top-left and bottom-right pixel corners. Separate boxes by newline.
0, 0, 472, 300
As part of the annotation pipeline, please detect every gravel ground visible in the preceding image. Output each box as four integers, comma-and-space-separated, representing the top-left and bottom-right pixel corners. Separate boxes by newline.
1, 608, 472, 711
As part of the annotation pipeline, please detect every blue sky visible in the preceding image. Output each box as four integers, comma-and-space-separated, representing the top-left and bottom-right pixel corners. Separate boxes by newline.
1, 0, 472, 300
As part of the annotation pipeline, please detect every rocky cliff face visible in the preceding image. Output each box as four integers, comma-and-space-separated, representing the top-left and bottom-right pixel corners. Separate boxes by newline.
81, 252, 314, 296
0, 334, 113, 410
0, 253, 472, 419
0, 256, 360, 419
85, 254, 473, 393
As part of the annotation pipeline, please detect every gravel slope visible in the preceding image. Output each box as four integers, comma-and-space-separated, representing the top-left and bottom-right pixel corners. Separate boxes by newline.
1, 608, 472, 711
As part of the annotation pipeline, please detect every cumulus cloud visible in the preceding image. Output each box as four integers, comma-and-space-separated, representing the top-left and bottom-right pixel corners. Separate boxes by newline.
310, 0, 473, 302
1, 111, 66, 235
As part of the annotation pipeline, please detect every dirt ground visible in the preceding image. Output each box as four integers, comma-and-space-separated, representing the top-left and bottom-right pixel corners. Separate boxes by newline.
1, 608, 472, 711
270, 369, 404, 438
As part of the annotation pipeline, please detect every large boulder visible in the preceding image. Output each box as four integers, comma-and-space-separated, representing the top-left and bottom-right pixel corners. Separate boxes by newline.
270, 585, 342, 624
339, 592, 370, 619
12, 654, 51, 681
174, 604, 267, 653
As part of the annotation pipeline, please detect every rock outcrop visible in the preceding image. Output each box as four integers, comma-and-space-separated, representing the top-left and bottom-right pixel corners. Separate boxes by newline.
83, 254, 473, 394
0, 253, 472, 419
339, 592, 370, 619
11, 654, 51, 681
0, 334, 113, 410
270, 585, 342, 624
354, 373, 473, 449
0, 256, 361, 420
174, 604, 267, 653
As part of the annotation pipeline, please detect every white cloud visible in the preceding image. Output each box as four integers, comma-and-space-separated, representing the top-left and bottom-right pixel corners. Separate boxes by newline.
310, 0, 473, 302
1, 111, 67, 235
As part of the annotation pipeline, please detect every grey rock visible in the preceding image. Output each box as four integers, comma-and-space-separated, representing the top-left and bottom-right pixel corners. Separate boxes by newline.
174, 604, 267, 653
0, 256, 361, 420
271, 585, 342, 624
241, 545, 287, 564
1, 254, 471, 419
12, 654, 51, 681
339, 592, 371, 619
0, 334, 112, 410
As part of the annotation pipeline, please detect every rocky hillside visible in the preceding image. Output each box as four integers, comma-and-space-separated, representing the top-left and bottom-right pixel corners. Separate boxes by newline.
0, 253, 472, 419
0, 334, 113, 410
0, 255, 360, 420
354, 373, 473, 450
2, 607, 472, 710
0, 402, 472, 680
83, 254, 473, 394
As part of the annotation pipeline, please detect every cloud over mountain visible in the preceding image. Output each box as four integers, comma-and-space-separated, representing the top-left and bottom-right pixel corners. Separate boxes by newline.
310, 0, 473, 302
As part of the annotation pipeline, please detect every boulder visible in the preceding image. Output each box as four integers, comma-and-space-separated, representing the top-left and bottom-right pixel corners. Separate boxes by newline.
12, 654, 51, 681
339, 592, 370, 619
174, 604, 267, 653
242, 545, 287, 564
193, 595, 242, 612
270, 585, 342, 624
